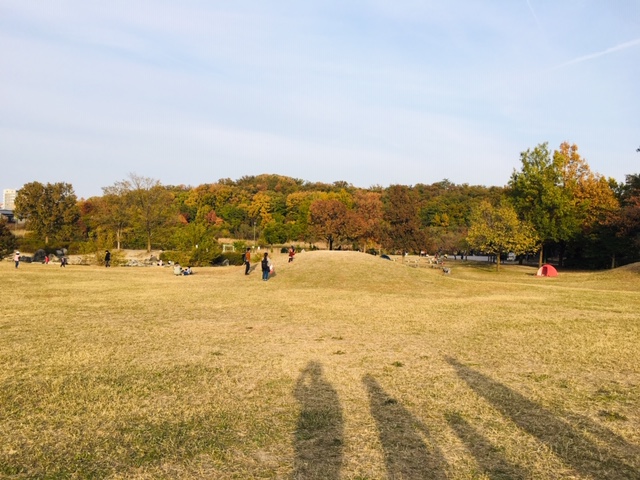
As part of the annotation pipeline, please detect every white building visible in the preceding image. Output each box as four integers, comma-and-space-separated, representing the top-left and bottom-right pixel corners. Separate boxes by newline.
3, 189, 16, 210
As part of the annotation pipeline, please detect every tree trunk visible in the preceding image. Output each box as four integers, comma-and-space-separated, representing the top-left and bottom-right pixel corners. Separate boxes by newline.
116, 228, 121, 250
496, 253, 501, 271
611, 253, 616, 269
538, 247, 544, 268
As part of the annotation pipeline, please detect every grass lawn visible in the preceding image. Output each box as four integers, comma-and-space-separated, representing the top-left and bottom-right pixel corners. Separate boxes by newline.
2, 251, 639, 479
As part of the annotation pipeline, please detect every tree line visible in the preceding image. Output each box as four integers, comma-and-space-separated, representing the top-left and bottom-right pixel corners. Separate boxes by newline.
3, 142, 639, 269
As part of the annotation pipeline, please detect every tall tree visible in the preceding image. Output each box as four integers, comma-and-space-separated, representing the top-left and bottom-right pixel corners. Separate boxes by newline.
508, 143, 578, 267
97, 182, 135, 250
0, 217, 17, 259
118, 174, 176, 252
353, 191, 383, 251
381, 185, 424, 254
607, 173, 640, 263
554, 142, 619, 229
553, 143, 621, 267
248, 191, 274, 226
466, 200, 539, 271
309, 199, 349, 250
14, 181, 80, 245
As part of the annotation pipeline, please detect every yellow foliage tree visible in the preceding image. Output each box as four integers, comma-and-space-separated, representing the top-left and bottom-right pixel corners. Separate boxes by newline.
466, 201, 539, 271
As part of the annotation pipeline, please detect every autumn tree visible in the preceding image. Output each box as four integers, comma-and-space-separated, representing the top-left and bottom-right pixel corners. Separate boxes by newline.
466, 200, 539, 271
555, 142, 619, 228
381, 185, 425, 254
508, 143, 580, 267
553, 143, 620, 267
14, 181, 80, 245
608, 173, 640, 264
309, 199, 349, 250
353, 191, 383, 251
248, 191, 274, 227
286, 191, 323, 243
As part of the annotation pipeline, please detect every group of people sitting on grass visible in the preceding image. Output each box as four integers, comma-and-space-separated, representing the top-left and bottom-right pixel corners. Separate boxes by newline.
173, 264, 192, 276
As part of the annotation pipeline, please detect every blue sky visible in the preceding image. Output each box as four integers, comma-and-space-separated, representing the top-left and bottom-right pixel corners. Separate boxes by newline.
1, 1, 639, 199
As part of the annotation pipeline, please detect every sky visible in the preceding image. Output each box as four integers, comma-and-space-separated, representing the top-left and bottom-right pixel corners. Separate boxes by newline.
1, 1, 639, 199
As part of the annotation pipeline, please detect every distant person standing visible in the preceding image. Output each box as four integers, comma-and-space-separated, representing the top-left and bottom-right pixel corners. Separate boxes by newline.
288, 246, 295, 263
261, 253, 271, 281
244, 247, 251, 275
14, 251, 20, 269
105, 250, 111, 267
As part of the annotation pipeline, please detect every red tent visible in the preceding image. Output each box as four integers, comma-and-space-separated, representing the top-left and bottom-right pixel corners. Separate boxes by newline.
536, 264, 558, 277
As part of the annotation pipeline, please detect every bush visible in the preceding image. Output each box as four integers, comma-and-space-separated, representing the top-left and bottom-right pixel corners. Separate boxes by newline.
213, 251, 244, 266
189, 245, 221, 267
160, 250, 191, 266
16, 234, 70, 257
15, 233, 46, 254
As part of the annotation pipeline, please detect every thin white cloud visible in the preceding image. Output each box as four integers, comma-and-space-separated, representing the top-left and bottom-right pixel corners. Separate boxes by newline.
554, 38, 640, 69
1, 1, 638, 194
526, 0, 541, 29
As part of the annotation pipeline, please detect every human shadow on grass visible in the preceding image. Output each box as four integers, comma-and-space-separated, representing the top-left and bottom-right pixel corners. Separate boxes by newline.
293, 361, 344, 479
363, 374, 447, 479
446, 412, 530, 480
446, 357, 639, 479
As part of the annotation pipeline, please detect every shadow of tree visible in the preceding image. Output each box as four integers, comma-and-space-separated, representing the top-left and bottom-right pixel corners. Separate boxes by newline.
446, 357, 639, 479
293, 361, 344, 479
363, 374, 447, 479
446, 412, 529, 480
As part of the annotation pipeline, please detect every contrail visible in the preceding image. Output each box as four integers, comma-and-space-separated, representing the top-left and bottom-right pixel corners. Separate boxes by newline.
554, 38, 640, 69
526, 0, 541, 29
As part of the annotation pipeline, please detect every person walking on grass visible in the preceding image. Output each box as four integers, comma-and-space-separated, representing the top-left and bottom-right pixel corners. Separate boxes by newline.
244, 247, 251, 275
105, 249, 111, 267
261, 252, 271, 281
14, 251, 20, 269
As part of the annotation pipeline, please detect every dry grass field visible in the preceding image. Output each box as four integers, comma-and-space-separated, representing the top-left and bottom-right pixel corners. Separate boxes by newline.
2, 251, 639, 479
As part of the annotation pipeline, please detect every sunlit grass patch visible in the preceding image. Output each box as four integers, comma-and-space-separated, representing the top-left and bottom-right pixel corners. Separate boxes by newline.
2, 252, 639, 478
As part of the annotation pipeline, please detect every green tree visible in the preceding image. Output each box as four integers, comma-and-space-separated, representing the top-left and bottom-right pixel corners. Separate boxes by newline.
466, 201, 539, 271
262, 221, 288, 245
508, 143, 578, 267
14, 182, 80, 245
0, 217, 17, 259
170, 221, 221, 266
112, 174, 176, 252
98, 183, 134, 250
